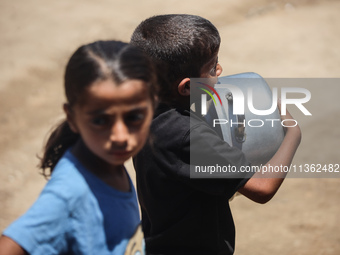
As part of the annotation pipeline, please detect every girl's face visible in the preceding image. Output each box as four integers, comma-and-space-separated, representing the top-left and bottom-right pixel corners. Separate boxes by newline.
67, 78, 154, 167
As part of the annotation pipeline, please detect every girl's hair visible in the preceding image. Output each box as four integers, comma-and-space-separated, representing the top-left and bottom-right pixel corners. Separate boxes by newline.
39, 40, 158, 177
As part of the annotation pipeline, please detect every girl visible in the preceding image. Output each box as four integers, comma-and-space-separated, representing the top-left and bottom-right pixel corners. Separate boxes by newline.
0, 40, 158, 255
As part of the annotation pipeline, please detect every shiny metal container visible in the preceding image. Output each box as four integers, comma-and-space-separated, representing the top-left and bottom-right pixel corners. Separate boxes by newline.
204, 72, 284, 166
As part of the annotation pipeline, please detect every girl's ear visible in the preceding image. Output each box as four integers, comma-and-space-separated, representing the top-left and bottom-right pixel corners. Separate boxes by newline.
178, 78, 191, 96
63, 103, 79, 133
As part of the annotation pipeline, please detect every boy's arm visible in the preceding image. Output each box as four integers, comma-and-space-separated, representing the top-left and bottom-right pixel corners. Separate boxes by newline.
0, 236, 27, 255
238, 108, 301, 204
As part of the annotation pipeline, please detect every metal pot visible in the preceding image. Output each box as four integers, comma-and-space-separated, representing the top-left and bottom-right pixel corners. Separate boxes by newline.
203, 72, 284, 166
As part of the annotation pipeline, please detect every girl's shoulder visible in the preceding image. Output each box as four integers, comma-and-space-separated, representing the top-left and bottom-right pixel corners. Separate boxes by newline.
43, 149, 95, 208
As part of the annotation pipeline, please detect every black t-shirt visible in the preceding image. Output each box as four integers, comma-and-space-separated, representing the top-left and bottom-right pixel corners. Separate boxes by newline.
133, 104, 254, 255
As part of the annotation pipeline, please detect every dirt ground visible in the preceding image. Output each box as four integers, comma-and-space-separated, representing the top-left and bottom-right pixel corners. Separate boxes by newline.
0, 0, 339, 254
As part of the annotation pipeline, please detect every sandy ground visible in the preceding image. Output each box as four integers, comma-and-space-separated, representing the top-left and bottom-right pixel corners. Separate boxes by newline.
1, 0, 339, 254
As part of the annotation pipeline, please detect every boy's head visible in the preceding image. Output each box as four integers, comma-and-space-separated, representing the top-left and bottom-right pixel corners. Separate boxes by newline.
131, 14, 222, 104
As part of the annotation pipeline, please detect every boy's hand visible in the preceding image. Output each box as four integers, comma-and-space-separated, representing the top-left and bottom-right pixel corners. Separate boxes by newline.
277, 99, 301, 138
238, 99, 302, 204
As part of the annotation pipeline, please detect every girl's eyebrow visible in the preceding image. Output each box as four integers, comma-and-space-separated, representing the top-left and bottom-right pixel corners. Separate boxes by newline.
86, 105, 148, 115
86, 109, 107, 115
128, 106, 148, 112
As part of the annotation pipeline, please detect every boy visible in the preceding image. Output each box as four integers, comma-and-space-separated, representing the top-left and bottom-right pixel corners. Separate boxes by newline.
131, 14, 301, 255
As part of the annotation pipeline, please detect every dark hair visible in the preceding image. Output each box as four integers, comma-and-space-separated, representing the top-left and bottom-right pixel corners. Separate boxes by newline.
40, 40, 158, 177
130, 14, 220, 103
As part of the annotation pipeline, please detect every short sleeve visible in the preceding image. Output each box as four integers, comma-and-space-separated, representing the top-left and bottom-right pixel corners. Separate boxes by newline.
3, 189, 69, 255
179, 121, 254, 198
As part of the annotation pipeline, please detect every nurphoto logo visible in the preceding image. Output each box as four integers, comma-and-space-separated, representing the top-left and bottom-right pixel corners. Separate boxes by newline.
196, 80, 312, 129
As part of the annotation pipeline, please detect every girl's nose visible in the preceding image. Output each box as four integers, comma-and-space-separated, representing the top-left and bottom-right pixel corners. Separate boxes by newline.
110, 120, 129, 146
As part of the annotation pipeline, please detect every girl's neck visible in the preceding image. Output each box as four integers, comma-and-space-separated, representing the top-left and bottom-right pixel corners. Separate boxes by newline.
71, 139, 130, 192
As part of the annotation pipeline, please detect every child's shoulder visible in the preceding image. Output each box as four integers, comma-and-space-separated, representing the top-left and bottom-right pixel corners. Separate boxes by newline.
44, 150, 93, 206
155, 104, 189, 119
152, 105, 218, 142
152, 105, 191, 140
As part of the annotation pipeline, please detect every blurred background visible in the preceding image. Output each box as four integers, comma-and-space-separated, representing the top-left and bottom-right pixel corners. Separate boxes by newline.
0, 0, 339, 254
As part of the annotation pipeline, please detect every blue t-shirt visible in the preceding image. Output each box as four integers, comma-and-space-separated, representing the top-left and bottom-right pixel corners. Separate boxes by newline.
3, 149, 141, 255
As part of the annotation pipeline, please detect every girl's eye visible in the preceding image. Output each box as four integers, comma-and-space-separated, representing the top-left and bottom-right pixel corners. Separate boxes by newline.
91, 116, 109, 126
125, 112, 145, 125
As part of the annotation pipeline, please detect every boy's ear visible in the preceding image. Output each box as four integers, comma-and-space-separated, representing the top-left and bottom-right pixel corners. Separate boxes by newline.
63, 103, 79, 134
178, 78, 191, 96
